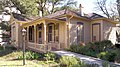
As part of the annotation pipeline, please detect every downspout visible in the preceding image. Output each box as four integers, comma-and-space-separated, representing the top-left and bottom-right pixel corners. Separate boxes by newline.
67, 15, 73, 48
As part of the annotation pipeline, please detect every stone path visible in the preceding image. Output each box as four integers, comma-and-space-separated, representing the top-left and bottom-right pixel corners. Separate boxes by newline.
52, 50, 120, 67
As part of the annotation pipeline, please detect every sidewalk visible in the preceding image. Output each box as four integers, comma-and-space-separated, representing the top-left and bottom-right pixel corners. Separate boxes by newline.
52, 50, 120, 67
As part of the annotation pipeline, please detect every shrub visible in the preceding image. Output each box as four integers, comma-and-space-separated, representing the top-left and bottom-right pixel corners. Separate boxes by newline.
69, 44, 81, 53
94, 40, 113, 52
44, 52, 56, 62
69, 43, 98, 57
101, 40, 113, 51
68, 40, 115, 62
0, 46, 3, 50
17, 51, 39, 60
97, 51, 116, 62
114, 49, 120, 63
59, 56, 81, 67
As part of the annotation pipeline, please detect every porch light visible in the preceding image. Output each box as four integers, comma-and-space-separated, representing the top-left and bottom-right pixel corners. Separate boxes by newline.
22, 28, 26, 36
22, 28, 26, 65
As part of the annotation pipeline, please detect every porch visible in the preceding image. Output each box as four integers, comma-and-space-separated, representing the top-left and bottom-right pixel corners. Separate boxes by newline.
23, 18, 67, 52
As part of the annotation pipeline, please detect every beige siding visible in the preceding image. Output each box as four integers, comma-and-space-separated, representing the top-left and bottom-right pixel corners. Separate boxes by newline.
18, 24, 22, 48
103, 20, 116, 40
69, 18, 91, 44
11, 22, 19, 47
59, 22, 66, 45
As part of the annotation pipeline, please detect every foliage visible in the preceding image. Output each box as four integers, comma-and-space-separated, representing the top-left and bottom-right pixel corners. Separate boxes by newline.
0, 0, 12, 13
0, 21, 11, 42
117, 0, 120, 21
17, 51, 39, 60
11, 0, 38, 17
0, 21, 11, 31
114, 49, 120, 63
94, 0, 118, 20
69, 44, 81, 53
69, 40, 113, 57
50, 0, 77, 13
102, 61, 118, 67
59, 56, 81, 67
10, 0, 77, 17
0, 46, 3, 50
97, 51, 116, 62
44, 52, 57, 62
67, 40, 120, 62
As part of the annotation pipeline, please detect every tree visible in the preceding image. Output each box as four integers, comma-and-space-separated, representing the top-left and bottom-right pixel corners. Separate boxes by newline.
48, 0, 77, 14
96, 0, 120, 21
95, 0, 111, 18
11, 0, 38, 17
117, 0, 120, 21
10, 0, 77, 17
0, 0, 12, 13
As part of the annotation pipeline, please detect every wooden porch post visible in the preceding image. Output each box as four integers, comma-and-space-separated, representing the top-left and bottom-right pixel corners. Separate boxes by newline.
44, 23, 47, 44
26, 27, 29, 48
34, 25, 37, 48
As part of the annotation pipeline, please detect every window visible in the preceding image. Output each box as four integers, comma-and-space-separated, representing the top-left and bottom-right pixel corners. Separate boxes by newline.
77, 22, 84, 43
48, 25, 52, 42
48, 23, 56, 42
38, 24, 42, 44
29, 26, 34, 42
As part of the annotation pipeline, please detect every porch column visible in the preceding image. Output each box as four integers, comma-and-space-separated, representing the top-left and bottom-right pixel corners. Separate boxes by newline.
44, 23, 47, 44
34, 25, 37, 48
26, 27, 29, 47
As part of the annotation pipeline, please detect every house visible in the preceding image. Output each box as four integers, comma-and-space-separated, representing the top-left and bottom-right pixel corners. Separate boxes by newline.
10, 8, 119, 52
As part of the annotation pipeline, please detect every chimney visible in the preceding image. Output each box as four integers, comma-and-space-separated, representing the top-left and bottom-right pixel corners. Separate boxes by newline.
79, 4, 83, 16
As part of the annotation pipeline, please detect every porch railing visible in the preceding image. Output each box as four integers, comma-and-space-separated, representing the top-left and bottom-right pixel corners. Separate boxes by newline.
27, 42, 63, 52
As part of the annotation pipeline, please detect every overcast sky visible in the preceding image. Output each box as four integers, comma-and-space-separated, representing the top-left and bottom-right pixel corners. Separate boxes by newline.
75, 0, 116, 14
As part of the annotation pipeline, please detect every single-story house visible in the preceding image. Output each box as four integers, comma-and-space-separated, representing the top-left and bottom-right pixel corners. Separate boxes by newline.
10, 8, 119, 52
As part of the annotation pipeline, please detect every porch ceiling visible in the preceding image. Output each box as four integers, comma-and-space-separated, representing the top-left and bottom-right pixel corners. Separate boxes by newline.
21, 18, 66, 27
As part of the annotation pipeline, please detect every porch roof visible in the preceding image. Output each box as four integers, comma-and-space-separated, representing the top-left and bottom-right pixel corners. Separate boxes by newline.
21, 18, 66, 27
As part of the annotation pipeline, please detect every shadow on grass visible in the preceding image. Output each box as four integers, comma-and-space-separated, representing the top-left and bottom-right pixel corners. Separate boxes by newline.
0, 46, 17, 57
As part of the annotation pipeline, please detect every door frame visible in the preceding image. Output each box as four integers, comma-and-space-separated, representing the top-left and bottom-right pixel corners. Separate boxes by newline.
92, 23, 101, 42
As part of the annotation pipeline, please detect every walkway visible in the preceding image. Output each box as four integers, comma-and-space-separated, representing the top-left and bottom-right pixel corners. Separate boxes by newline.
52, 51, 120, 67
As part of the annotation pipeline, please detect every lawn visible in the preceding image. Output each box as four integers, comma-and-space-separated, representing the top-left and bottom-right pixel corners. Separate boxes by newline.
0, 46, 58, 67
0, 60, 40, 67
0, 45, 97, 67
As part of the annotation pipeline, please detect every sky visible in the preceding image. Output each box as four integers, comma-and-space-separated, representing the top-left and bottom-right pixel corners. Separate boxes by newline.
75, 0, 116, 14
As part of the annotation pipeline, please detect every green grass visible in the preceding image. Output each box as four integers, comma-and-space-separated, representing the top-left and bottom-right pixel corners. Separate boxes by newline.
0, 46, 58, 67
0, 60, 40, 67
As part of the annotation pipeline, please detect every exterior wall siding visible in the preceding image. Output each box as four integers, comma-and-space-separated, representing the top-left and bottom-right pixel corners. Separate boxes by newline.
59, 22, 66, 46
103, 21, 116, 40
69, 18, 91, 45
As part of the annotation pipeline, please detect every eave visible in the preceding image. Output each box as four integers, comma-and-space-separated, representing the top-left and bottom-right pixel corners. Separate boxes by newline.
21, 18, 65, 27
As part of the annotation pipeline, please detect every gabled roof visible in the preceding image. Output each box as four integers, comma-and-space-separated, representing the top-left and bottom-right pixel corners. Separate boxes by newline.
12, 13, 39, 22
12, 13, 27, 21
85, 13, 105, 19
45, 9, 106, 20
45, 9, 82, 18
